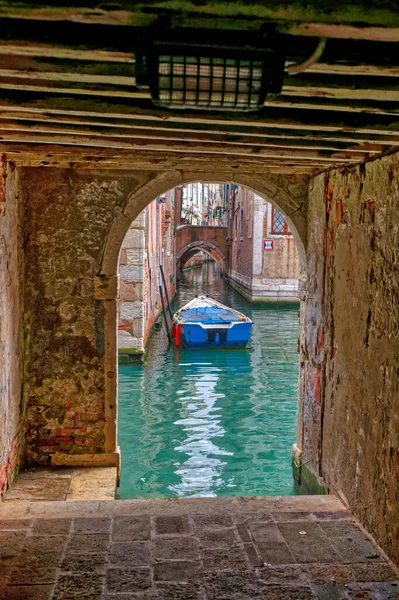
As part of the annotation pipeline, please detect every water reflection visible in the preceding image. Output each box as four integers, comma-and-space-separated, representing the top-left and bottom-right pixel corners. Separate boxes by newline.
118, 263, 299, 498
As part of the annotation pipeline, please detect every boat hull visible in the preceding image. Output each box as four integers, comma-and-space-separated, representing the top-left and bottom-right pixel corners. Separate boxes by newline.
179, 321, 252, 349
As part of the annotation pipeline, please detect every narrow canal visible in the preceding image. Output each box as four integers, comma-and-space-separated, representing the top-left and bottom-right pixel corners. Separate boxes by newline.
118, 263, 300, 499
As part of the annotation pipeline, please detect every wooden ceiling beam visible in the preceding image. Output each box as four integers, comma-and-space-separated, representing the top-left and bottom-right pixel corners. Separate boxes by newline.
1, 2, 399, 42
0, 106, 397, 146
0, 132, 365, 162
0, 92, 398, 135
0, 119, 385, 154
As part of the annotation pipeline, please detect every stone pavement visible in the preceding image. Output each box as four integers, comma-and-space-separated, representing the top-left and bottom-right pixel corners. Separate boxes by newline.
0, 495, 397, 600
4, 468, 117, 502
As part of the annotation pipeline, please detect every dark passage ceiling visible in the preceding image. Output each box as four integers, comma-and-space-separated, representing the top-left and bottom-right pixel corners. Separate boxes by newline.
0, 1, 398, 174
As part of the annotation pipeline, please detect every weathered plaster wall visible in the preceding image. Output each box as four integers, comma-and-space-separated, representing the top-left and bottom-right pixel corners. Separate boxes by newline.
21, 168, 149, 465
0, 160, 24, 497
19, 167, 307, 469
301, 152, 399, 562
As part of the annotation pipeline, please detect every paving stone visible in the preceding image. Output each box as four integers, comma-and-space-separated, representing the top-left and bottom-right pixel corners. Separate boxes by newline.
103, 594, 155, 600
152, 536, 199, 560
243, 543, 264, 567
257, 565, 309, 586
106, 567, 152, 592
112, 516, 151, 541
14, 551, 63, 569
319, 523, 383, 564
61, 552, 107, 574
10, 565, 58, 584
259, 585, 315, 599
74, 518, 112, 534
32, 518, 72, 535
304, 563, 353, 583
0, 584, 54, 600
236, 523, 251, 543
234, 512, 273, 524
310, 583, 354, 600
155, 517, 191, 536
312, 512, 351, 522
23, 535, 68, 554
0, 531, 27, 556
192, 515, 234, 530
356, 582, 399, 599
0, 520, 31, 530
109, 541, 150, 567
52, 573, 104, 600
0, 555, 20, 585
103, 595, 155, 600
154, 561, 202, 582
155, 582, 204, 599
198, 528, 237, 548
67, 533, 110, 554
201, 547, 248, 571
271, 513, 314, 523
278, 523, 340, 564
204, 570, 264, 600
248, 523, 286, 543
256, 541, 296, 565
350, 562, 399, 582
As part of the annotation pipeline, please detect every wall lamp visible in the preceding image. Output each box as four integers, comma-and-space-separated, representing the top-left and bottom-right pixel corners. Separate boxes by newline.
136, 38, 286, 112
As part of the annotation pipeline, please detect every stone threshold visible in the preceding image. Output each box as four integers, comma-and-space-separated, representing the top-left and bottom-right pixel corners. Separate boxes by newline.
3, 467, 117, 502
0, 493, 359, 519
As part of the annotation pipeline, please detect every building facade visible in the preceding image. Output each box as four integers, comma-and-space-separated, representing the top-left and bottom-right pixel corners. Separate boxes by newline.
118, 190, 176, 355
228, 187, 300, 301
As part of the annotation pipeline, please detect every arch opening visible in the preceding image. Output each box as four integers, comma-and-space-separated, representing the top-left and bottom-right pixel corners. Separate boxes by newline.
101, 172, 308, 497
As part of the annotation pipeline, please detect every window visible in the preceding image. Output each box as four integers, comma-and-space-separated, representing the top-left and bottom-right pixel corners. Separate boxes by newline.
271, 206, 290, 234
240, 209, 244, 240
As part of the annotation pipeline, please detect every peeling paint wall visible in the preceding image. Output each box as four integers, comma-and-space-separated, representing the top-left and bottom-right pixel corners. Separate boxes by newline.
0, 160, 24, 497
302, 152, 399, 562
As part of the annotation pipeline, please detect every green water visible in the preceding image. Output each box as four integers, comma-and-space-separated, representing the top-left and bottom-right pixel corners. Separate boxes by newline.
118, 264, 300, 498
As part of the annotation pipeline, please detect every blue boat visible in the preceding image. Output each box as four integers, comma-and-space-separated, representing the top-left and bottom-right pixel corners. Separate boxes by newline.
171, 295, 252, 349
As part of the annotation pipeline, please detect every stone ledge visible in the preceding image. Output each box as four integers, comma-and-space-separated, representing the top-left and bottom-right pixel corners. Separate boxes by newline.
51, 450, 120, 469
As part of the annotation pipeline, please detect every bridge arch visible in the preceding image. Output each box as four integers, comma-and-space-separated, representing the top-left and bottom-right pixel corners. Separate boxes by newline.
177, 241, 227, 275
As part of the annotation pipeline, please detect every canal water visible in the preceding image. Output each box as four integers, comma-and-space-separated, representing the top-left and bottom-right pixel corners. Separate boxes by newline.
118, 263, 300, 499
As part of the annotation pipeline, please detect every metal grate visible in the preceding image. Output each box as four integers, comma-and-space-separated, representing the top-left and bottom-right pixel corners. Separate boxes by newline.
136, 41, 284, 112
156, 54, 265, 110
273, 209, 285, 233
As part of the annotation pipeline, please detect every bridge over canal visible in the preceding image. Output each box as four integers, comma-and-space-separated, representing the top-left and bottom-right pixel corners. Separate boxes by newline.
176, 224, 228, 275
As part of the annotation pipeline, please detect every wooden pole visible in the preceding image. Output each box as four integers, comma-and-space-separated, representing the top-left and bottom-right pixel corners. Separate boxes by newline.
160, 264, 173, 320
159, 285, 171, 343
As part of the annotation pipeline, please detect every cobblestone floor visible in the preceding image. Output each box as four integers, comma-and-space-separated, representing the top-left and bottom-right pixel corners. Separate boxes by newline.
0, 496, 397, 600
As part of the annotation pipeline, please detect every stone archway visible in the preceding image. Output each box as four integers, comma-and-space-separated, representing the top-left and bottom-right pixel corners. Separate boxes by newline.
96, 169, 308, 470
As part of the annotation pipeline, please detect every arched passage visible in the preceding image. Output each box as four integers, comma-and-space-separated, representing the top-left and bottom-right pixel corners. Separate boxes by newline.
176, 241, 227, 275
96, 169, 308, 470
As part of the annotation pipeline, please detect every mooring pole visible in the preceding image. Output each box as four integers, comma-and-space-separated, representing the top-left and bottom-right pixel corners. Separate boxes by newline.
160, 264, 173, 320
159, 285, 171, 343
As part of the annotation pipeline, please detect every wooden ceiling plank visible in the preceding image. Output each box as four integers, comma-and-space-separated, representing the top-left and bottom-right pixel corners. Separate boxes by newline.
0, 94, 399, 135
0, 107, 398, 146
0, 43, 134, 63
0, 68, 136, 86
0, 132, 362, 161
283, 85, 399, 102
0, 120, 385, 154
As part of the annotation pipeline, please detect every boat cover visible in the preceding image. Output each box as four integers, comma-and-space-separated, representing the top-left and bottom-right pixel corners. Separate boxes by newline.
179, 306, 240, 324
